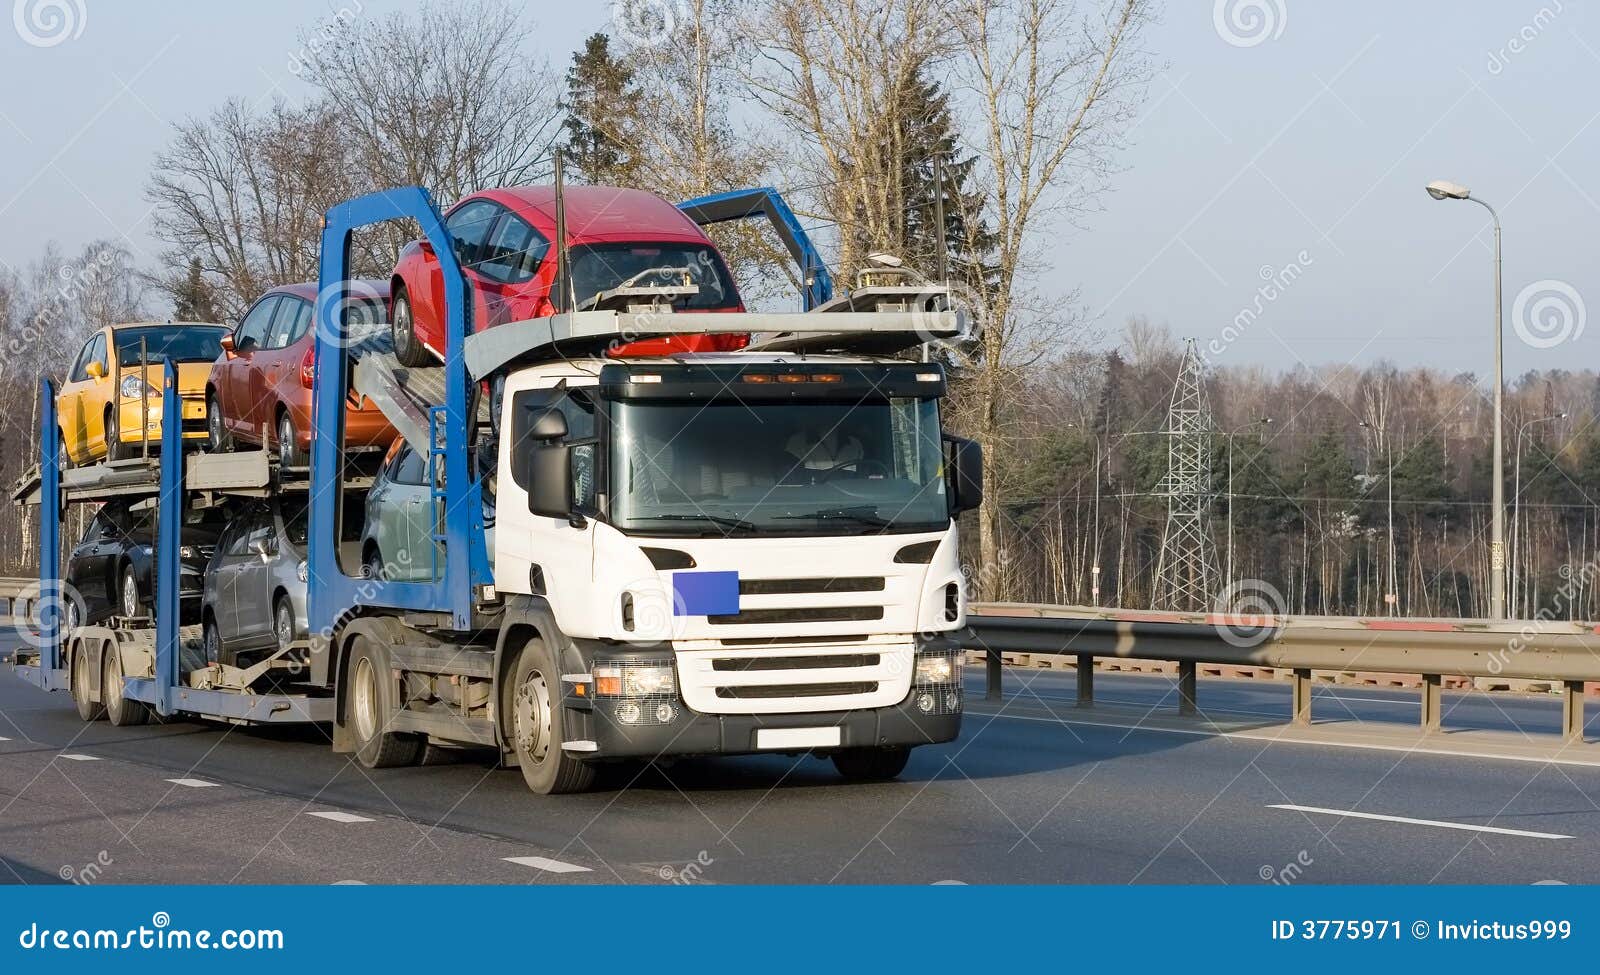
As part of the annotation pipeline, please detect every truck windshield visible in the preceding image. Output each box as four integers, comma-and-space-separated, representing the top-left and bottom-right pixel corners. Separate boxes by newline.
570, 243, 737, 311
609, 398, 948, 535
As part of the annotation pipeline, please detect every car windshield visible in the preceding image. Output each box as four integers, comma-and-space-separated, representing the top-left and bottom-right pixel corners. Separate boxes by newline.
609, 398, 948, 535
115, 326, 227, 366
570, 243, 737, 311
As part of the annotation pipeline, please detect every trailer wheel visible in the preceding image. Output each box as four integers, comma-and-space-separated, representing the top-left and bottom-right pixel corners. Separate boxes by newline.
71, 644, 104, 722
103, 643, 150, 727
346, 636, 422, 768
505, 638, 594, 795
390, 286, 430, 367
831, 746, 911, 782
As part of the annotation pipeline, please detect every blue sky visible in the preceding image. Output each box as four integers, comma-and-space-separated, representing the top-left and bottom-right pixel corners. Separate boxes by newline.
0, 0, 1595, 378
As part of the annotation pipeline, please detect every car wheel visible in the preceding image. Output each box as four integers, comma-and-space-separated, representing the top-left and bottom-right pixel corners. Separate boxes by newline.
64, 598, 80, 638
206, 392, 232, 452
365, 547, 384, 582
390, 287, 430, 367
119, 565, 142, 618
103, 643, 150, 727
57, 433, 71, 471
274, 597, 295, 653
105, 408, 128, 462
203, 618, 223, 666
277, 411, 304, 468
504, 637, 595, 794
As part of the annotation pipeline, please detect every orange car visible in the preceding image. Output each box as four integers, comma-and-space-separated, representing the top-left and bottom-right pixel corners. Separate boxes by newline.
57, 322, 227, 466
205, 282, 396, 464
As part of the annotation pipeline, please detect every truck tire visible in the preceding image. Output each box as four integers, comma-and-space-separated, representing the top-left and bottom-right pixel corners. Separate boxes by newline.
504, 637, 594, 794
346, 635, 423, 768
831, 746, 911, 782
71, 644, 104, 722
390, 287, 431, 367
102, 643, 151, 727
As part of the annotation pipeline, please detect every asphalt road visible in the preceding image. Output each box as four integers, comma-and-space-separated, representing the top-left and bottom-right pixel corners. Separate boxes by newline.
4, 645, 1599, 885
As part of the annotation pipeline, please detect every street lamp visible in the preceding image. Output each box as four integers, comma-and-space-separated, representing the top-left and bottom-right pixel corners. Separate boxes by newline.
1224, 417, 1273, 585
1511, 411, 1567, 617
1426, 179, 1505, 619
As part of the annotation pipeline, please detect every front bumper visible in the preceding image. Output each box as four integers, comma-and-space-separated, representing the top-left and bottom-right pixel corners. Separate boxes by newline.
560, 634, 965, 760
115, 396, 207, 443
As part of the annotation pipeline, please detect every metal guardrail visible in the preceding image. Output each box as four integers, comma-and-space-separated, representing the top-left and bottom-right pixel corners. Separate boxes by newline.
967, 603, 1600, 743
0, 577, 41, 627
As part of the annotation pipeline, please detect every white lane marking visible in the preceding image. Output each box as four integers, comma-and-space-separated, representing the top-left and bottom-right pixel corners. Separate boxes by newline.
503, 856, 591, 874
165, 778, 219, 788
969, 708, 1600, 768
0, 736, 11, 741
58, 753, 99, 761
1267, 804, 1573, 840
307, 810, 372, 824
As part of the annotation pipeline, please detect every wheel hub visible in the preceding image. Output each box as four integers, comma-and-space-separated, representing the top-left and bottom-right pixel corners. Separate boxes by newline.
513, 673, 552, 764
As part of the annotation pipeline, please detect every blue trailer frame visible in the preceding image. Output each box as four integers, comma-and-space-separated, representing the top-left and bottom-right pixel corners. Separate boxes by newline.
308, 187, 491, 636
677, 187, 834, 311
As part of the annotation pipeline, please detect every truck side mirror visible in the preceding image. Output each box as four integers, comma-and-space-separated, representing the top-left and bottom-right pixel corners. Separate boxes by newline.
945, 435, 984, 515
528, 444, 574, 521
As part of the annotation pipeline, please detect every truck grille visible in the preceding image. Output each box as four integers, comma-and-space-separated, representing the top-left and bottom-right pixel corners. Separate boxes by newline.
739, 577, 884, 595
674, 639, 914, 715
716, 682, 878, 700
713, 653, 879, 672
707, 606, 883, 625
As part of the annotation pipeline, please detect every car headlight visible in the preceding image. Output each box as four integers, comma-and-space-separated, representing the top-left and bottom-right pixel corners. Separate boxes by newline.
297, 560, 308, 583
179, 545, 200, 561
592, 663, 676, 697
914, 654, 961, 684
119, 375, 150, 399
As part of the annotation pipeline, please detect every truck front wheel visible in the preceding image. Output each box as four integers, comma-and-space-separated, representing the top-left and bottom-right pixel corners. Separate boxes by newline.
831, 746, 911, 782
505, 638, 594, 795
346, 636, 423, 768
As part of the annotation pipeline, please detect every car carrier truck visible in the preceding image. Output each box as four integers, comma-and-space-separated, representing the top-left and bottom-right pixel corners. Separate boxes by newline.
13, 181, 981, 794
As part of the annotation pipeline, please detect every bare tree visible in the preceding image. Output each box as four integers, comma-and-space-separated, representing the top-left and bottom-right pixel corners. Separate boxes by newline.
948, 0, 1154, 595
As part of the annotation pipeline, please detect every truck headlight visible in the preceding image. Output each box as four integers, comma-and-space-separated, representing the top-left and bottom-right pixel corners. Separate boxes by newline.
592, 662, 676, 698
914, 653, 961, 684
120, 375, 150, 399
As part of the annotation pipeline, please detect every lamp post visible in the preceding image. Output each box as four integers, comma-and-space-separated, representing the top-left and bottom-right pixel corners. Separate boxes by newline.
1512, 411, 1566, 617
1426, 179, 1505, 619
1224, 417, 1273, 585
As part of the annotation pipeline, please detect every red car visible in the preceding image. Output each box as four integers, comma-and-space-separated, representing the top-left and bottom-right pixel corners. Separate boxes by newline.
388, 185, 747, 366
206, 282, 397, 464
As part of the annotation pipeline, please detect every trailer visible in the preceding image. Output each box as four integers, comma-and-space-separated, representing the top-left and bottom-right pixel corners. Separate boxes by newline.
15, 181, 982, 794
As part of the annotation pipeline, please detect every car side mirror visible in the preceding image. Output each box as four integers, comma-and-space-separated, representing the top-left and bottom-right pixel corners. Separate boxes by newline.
945, 435, 984, 515
220, 333, 235, 354
85, 361, 105, 380
250, 539, 272, 562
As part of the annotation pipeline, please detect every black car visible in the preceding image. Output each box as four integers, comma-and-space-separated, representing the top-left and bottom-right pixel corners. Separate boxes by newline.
65, 500, 230, 630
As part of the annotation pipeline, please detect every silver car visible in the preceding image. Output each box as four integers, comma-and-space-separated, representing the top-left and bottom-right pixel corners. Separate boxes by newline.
202, 500, 309, 667
363, 440, 496, 581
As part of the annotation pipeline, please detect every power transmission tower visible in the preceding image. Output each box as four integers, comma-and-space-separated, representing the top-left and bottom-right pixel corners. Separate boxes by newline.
1154, 338, 1218, 610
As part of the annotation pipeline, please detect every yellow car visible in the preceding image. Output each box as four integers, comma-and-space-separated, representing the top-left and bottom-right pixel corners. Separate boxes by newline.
57, 323, 229, 466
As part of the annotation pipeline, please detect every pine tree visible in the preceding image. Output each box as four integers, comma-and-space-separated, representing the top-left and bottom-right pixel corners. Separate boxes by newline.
171, 258, 219, 322
898, 69, 997, 287
560, 33, 640, 185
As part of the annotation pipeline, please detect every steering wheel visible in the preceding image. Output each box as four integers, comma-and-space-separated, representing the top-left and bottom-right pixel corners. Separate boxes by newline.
818, 459, 891, 480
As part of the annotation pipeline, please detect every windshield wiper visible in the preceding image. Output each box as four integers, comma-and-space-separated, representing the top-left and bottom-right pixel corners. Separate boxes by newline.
645, 513, 759, 533
777, 507, 894, 527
